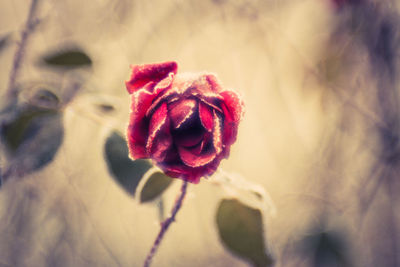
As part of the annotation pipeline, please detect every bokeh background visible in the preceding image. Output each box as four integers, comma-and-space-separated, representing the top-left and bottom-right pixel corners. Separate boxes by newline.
1, 0, 400, 266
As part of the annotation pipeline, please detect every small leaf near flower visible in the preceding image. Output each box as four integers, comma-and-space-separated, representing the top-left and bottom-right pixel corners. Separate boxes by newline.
104, 131, 152, 196
0, 33, 11, 54
97, 104, 115, 113
41, 48, 92, 68
140, 171, 173, 203
216, 199, 273, 267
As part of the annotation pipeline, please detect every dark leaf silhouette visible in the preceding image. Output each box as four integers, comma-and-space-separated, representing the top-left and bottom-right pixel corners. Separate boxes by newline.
1, 105, 64, 177
0, 33, 11, 54
216, 199, 273, 267
140, 171, 173, 203
104, 131, 152, 196
42, 48, 92, 68
97, 104, 115, 113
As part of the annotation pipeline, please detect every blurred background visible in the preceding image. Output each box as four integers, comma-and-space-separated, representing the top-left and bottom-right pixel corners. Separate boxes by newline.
1, 0, 400, 266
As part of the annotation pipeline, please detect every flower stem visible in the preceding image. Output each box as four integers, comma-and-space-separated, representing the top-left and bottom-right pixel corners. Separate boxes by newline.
7, 0, 40, 99
143, 180, 189, 267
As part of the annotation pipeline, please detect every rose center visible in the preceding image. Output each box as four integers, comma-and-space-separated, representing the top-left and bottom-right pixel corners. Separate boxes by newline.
173, 116, 204, 148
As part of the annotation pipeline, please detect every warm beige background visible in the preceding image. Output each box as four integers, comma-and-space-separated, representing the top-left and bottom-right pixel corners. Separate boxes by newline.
1, 0, 399, 266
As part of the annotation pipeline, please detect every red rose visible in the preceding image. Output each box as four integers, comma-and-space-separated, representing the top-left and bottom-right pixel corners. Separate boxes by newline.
126, 61, 244, 183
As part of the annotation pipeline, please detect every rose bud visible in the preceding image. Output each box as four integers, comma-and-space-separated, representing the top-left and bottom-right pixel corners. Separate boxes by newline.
126, 61, 244, 183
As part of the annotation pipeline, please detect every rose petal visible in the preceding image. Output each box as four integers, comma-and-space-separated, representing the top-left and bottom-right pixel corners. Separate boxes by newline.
168, 98, 197, 129
221, 103, 239, 147
171, 132, 210, 159
150, 130, 172, 162
147, 74, 224, 116
126, 61, 177, 94
146, 85, 180, 117
212, 110, 223, 155
189, 75, 224, 112
162, 164, 201, 183
189, 141, 203, 155
153, 72, 175, 95
199, 102, 214, 132
191, 132, 211, 155
146, 73, 200, 116
220, 90, 244, 122
177, 145, 216, 168
161, 160, 220, 184
127, 89, 156, 159
143, 73, 176, 117
146, 102, 172, 161
205, 74, 223, 92
197, 98, 223, 113
174, 121, 205, 147
190, 74, 221, 94
219, 90, 243, 150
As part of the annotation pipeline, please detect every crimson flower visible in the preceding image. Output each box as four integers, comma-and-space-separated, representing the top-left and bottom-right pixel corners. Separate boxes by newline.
126, 61, 244, 183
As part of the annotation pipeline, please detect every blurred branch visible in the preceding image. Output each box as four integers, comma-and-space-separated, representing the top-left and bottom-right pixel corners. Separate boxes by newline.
265, 17, 389, 131
1, 0, 41, 186
385, 175, 399, 267
143, 180, 188, 267
6, 0, 41, 100
61, 80, 82, 107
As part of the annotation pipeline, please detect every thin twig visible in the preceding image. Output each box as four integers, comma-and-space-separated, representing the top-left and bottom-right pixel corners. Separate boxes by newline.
0, 0, 40, 186
7, 0, 40, 99
385, 171, 398, 267
143, 180, 189, 267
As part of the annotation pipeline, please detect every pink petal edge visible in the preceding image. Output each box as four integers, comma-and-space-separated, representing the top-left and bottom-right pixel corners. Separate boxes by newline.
146, 102, 172, 162
126, 61, 177, 94
168, 98, 198, 129
199, 102, 214, 132
127, 89, 157, 159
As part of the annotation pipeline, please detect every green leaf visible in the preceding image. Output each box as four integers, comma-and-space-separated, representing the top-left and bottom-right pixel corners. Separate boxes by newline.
2, 108, 55, 151
97, 104, 115, 113
300, 229, 350, 267
42, 48, 92, 68
0, 33, 11, 53
216, 199, 273, 267
0, 106, 64, 176
104, 131, 152, 196
140, 172, 173, 203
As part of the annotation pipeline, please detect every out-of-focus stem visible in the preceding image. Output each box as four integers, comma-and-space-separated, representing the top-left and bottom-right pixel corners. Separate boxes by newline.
143, 180, 188, 267
6, 0, 40, 99
1, 0, 40, 186
385, 176, 399, 267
